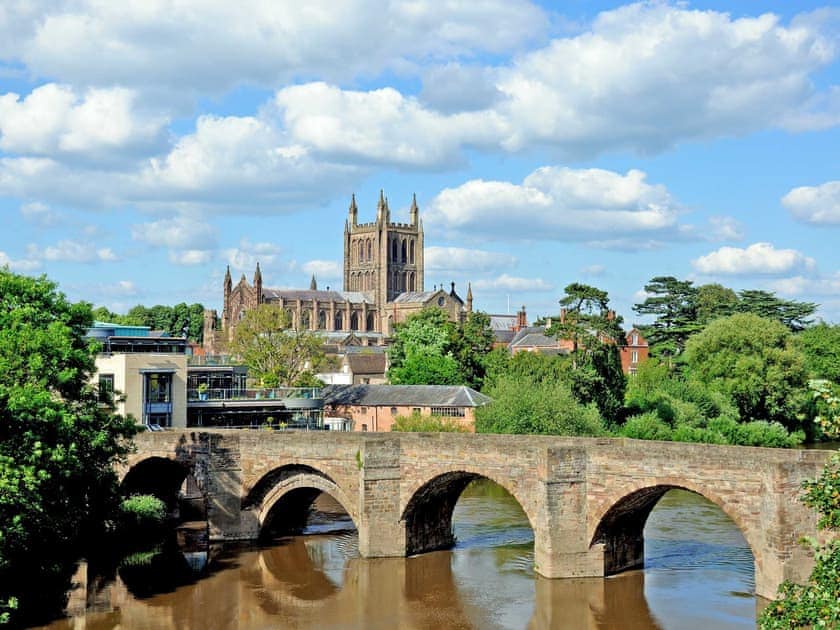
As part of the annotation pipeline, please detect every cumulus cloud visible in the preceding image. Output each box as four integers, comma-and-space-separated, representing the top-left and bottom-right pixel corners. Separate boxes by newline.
224, 238, 282, 272
707, 216, 745, 241
9, 1, 545, 93
301, 259, 341, 280
0, 249, 41, 272
131, 216, 217, 250
169, 249, 213, 266
425, 246, 517, 272
782, 180, 840, 225
0, 83, 166, 158
25, 239, 119, 264
426, 166, 684, 244
692, 242, 816, 275
20, 201, 62, 227
769, 272, 840, 297
420, 64, 502, 113
473, 273, 553, 292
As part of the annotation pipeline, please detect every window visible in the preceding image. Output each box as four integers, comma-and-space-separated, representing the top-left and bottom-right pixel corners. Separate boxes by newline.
98, 374, 114, 403
431, 406, 465, 417
390, 407, 398, 416
361, 407, 367, 414
631, 350, 639, 364
412, 408, 421, 415
361, 423, 368, 431
631, 333, 639, 345
146, 373, 171, 403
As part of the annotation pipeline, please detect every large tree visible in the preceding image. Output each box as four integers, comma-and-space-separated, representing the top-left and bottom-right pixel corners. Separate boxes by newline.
798, 323, 840, 382
547, 283, 626, 421
633, 276, 700, 360
682, 313, 808, 431
737, 289, 816, 333
0, 269, 137, 625
228, 305, 324, 387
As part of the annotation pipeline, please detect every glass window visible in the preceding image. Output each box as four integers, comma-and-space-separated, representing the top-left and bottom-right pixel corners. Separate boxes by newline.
98, 374, 114, 403
391, 407, 398, 416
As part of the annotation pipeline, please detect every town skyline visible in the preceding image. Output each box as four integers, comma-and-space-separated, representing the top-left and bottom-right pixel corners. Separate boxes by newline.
1, 1, 839, 322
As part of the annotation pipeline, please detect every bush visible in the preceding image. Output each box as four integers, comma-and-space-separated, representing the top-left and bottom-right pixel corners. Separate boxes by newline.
619, 412, 673, 441
119, 494, 167, 540
391, 412, 470, 433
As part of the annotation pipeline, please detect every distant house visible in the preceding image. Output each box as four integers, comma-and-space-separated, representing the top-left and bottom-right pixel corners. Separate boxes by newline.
488, 306, 529, 348
620, 328, 649, 375
317, 348, 388, 385
322, 384, 491, 432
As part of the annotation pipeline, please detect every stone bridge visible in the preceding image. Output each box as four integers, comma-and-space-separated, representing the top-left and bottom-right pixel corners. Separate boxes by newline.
122, 430, 832, 599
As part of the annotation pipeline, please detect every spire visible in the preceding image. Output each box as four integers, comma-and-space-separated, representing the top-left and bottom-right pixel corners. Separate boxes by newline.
224, 265, 232, 289
310, 274, 318, 290
253, 261, 262, 285
467, 282, 473, 312
376, 189, 386, 222
348, 193, 358, 226
410, 192, 419, 225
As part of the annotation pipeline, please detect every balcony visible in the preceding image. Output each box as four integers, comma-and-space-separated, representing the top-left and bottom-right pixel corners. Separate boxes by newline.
187, 387, 322, 405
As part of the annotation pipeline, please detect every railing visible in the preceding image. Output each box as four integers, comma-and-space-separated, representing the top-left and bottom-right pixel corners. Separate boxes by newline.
187, 387, 322, 402
187, 355, 240, 366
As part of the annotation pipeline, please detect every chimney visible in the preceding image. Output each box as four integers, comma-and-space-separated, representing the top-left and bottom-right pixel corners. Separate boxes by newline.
560, 307, 567, 324
515, 305, 527, 332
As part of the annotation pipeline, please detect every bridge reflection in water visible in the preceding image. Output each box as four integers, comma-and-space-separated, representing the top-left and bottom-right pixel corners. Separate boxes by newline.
51, 482, 761, 629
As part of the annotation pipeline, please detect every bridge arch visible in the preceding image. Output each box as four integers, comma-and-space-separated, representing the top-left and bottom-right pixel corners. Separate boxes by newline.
589, 480, 760, 577
401, 469, 536, 556
244, 464, 358, 536
120, 456, 193, 506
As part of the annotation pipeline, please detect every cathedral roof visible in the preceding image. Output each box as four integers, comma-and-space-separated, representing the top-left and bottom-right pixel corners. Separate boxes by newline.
391, 290, 451, 304
261, 288, 374, 304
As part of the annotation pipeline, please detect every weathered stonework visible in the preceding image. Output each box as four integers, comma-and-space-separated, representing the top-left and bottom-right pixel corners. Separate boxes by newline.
123, 431, 832, 599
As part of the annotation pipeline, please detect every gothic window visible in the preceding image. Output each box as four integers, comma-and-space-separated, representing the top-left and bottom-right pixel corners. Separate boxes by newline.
401, 239, 407, 263
318, 310, 326, 329
301, 309, 310, 329
367, 239, 372, 262
409, 239, 415, 264
409, 272, 415, 292
335, 311, 343, 330
350, 312, 359, 331
403, 272, 408, 292
366, 311, 375, 331
391, 238, 397, 262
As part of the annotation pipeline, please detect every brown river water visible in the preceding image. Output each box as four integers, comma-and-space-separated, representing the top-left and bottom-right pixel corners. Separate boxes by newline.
41, 483, 760, 629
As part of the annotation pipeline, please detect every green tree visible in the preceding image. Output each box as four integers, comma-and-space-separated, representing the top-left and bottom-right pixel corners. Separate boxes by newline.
633, 276, 700, 360
695, 283, 739, 325
449, 311, 495, 389
547, 283, 626, 421
737, 289, 816, 333
228, 305, 324, 387
0, 269, 137, 626
683, 313, 808, 431
391, 412, 470, 432
798, 323, 840, 383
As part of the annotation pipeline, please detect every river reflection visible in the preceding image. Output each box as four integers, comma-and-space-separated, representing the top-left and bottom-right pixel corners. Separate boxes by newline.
43, 484, 758, 629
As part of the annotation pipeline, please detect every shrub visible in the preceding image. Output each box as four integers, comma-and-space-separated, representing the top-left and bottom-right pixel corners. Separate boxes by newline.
619, 412, 673, 441
391, 412, 470, 433
119, 494, 167, 537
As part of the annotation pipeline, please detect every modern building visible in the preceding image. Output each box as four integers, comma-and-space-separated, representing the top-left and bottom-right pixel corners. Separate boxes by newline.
89, 322, 189, 428
322, 384, 491, 432
203, 192, 472, 351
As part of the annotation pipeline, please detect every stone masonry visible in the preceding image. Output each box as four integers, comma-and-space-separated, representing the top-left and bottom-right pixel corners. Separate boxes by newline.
123, 430, 832, 599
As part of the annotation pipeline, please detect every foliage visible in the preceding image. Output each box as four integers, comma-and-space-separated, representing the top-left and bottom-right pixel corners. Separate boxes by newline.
391, 412, 470, 433
633, 276, 700, 360
387, 308, 494, 387
119, 494, 167, 539
682, 313, 809, 431
695, 283, 739, 325
546, 283, 626, 421
737, 289, 816, 333
0, 269, 137, 626
92, 302, 206, 342
228, 305, 325, 387
759, 382, 840, 629
799, 323, 840, 382
476, 373, 606, 436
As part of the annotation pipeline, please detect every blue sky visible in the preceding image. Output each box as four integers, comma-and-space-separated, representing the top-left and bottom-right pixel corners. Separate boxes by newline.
1, 1, 839, 324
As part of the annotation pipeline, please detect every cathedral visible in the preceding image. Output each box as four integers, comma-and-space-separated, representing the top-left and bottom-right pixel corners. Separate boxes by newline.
204, 192, 472, 351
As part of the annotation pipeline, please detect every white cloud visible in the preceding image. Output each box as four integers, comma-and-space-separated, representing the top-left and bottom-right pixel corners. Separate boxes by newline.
768, 272, 840, 298
131, 216, 217, 250
0, 83, 166, 158
169, 249, 213, 266
11, 1, 545, 93
426, 166, 684, 244
301, 259, 341, 280
26, 239, 119, 264
420, 64, 502, 113
692, 242, 816, 275
473, 273, 553, 292
0, 249, 41, 272
20, 201, 61, 227
707, 216, 745, 241
782, 180, 840, 225
224, 238, 282, 272
580, 264, 606, 277
425, 246, 517, 272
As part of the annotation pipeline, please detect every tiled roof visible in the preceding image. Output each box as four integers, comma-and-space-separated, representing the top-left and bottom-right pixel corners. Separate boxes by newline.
322, 384, 491, 407
488, 314, 517, 331
345, 353, 387, 375
262, 289, 374, 304
391, 291, 441, 304
508, 326, 556, 349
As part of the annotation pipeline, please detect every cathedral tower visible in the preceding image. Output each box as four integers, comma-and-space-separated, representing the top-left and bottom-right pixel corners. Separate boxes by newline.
343, 191, 424, 308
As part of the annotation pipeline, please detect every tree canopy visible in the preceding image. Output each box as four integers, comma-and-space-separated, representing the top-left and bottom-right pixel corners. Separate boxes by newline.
228, 305, 324, 387
0, 269, 137, 625
91, 302, 206, 342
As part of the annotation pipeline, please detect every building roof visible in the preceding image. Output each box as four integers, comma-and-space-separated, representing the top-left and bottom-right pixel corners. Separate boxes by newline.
488, 314, 517, 331
322, 384, 491, 407
345, 353, 387, 375
262, 288, 374, 304
508, 326, 557, 349
391, 290, 443, 304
